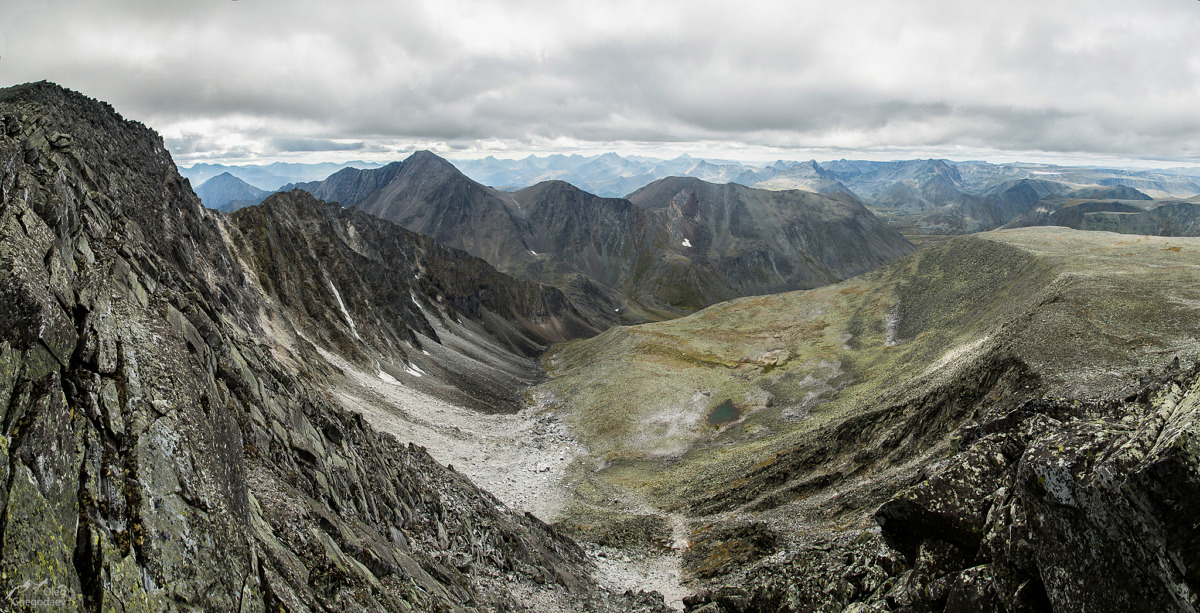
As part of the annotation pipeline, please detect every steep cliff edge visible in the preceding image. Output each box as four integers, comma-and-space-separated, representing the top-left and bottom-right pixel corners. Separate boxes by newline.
0, 82, 665, 611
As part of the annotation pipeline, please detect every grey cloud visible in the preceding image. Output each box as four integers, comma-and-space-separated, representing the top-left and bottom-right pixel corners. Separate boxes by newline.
4, 0, 1200, 163
271, 138, 365, 153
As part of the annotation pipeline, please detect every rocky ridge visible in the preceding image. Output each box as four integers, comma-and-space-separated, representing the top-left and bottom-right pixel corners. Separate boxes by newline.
684, 362, 1200, 611
0, 81, 666, 611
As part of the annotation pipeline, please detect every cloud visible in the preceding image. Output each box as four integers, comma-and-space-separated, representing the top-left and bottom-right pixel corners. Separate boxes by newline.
4, 0, 1200, 163
271, 138, 365, 153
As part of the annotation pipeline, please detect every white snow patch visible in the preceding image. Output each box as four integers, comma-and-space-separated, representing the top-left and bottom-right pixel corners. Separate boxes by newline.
884, 308, 899, 347
529, 249, 539, 255
681, 238, 692, 248
378, 371, 402, 385
326, 276, 361, 340
422, 350, 430, 356
309, 346, 584, 522
404, 366, 424, 377
923, 336, 990, 378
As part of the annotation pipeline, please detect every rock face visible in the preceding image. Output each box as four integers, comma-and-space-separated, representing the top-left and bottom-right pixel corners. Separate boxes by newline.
194, 171, 269, 211
290, 153, 914, 321
683, 367, 1200, 612
626, 177, 915, 298
1003, 193, 1200, 237
227, 188, 598, 413
0, 82, 667, 611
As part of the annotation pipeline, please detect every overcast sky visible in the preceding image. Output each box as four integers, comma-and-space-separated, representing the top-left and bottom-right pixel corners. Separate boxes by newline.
4, 0, 1200, 167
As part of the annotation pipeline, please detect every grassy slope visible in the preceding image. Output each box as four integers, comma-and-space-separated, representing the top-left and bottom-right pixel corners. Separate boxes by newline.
540, 227, 1200, 528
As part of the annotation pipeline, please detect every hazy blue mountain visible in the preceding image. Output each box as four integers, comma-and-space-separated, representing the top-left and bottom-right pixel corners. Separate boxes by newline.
179, 160, 386, 190
194, 171, 269, 211
1000, 186, 1200, 236
452, 152, 770, 197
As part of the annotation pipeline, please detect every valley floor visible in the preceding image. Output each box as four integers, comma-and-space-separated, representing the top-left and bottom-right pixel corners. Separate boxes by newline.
310, 338, 694, 608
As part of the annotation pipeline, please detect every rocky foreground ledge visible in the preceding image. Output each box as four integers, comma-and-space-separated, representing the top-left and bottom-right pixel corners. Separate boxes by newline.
683, 360, 1200, 612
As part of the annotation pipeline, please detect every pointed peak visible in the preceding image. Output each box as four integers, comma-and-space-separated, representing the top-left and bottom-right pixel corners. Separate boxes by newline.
406, 149, 447, 163
403, 150, 461, 173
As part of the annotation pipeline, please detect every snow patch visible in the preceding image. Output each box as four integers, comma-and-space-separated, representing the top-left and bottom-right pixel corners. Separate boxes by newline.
529, 249, 539, 255
326, 275, 361, 340
922, 336, 990, 378
681, 238, 692, 248
378, 371, 401, 385
884, 308, 899, 347
405, 365, 424, 377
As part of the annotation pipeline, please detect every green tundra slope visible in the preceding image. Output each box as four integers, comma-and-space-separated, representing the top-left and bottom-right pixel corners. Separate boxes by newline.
540, 227, 1200, 610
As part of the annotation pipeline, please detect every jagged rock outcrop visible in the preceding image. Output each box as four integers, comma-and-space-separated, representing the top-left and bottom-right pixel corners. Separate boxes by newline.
0, 81, 666, 611
683, 364, 1200, 612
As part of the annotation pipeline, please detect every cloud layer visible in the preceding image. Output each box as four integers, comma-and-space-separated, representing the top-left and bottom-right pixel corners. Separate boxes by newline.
4, 0, 1200, 164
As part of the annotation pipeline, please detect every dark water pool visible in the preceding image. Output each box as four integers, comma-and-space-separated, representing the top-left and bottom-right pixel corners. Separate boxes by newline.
707, 399, 741, 425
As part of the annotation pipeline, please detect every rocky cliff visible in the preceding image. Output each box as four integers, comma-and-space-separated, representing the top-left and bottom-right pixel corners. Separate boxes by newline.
0, 82, 665, 612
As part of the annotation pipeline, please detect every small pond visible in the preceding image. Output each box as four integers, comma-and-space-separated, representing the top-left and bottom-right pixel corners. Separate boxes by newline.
707, 399, 741, 425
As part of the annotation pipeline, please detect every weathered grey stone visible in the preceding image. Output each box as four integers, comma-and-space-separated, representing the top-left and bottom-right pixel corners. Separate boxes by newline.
49, 132, 71, 148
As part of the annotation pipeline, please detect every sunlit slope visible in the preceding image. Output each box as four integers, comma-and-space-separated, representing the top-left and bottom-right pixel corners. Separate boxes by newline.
541, 228, 1200, 518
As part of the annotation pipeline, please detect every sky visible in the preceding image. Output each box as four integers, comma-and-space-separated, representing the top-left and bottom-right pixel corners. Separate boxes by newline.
3, 0, 1200, 168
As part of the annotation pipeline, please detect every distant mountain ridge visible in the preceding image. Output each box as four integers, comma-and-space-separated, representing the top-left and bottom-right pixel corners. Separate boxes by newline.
194, 171, 269, 211
179, 159, 386, 190
285, 151, 916, 322
185, 154, 1200, 240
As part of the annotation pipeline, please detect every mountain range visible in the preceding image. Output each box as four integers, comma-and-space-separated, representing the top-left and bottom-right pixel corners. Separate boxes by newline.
283, 152, 914, 322
180, 160, 387, 191
0, 81, 665, 611
10, 81, 1200, 612
185, 154, 1200, 243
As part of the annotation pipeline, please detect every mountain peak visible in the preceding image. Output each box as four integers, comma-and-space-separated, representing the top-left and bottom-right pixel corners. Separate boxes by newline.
401, 149, 465, 178
406, 149, 451, 164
